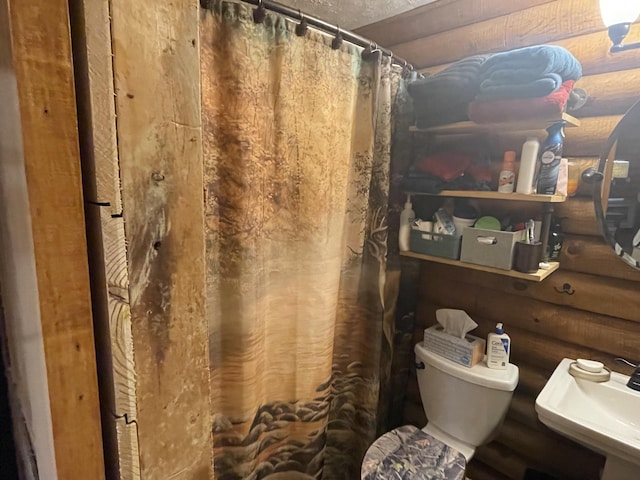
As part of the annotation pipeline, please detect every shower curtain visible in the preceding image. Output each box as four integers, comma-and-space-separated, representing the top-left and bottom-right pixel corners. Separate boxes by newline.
200, 2, 414, 478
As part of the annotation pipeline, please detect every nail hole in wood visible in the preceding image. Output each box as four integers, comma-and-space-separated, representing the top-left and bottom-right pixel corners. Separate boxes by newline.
153, 241, 162, 251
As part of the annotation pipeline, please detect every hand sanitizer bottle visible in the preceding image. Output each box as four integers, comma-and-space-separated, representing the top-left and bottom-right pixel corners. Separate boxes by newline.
487, 323, 510, 370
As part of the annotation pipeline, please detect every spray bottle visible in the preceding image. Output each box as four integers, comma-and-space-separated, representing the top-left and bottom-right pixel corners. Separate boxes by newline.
536, 122, 565, 195
399, 195, 415, 252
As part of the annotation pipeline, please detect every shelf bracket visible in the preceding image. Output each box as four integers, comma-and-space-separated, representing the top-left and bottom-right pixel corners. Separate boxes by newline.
540, 203, 554, 261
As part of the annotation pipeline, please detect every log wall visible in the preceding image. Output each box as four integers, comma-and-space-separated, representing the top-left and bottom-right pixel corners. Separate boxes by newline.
358, 1, 640, 478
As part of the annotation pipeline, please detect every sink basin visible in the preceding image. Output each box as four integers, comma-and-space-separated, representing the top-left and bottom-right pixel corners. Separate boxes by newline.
536, 358, 640, 480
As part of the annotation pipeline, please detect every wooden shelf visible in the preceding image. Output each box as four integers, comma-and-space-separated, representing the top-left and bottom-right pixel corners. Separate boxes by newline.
405, 191, 566, 203
400, 251, 560, 282
409, 112, 580, 134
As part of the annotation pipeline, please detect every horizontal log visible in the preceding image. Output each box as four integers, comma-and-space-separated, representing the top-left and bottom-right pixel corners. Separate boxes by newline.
568, 157, 601, 197
398, 16, 640, 77
411, 300, 640, 372
564, 115, 621, 156
420, 263, 640, 322
466, 458, 511, 480
552, 28, 640, 77
507, 390, 545, 433
476, 321, 627, 373
420, 277, 640, 358
515, 362, 551, 396
355, 0, 554, 52
574, 69, 640, 118
562, 234, 640, 281
496, 418, 604, 480
555, 197, 601, 236
473, 442, 533, 480
392, 0, 609, 68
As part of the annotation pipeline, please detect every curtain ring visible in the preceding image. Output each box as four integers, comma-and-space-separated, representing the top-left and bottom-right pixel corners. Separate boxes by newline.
295, 10, 308, 36
253, 0, 266, 24
362, 42, 381, 61
332, 27, 343, 50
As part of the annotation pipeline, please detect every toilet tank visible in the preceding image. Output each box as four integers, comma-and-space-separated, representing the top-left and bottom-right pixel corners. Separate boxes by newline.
415, 342, 519, 447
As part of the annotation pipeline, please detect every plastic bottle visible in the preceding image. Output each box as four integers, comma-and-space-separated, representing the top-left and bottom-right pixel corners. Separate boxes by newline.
536, 122, 565, 195
487, 323, 511, 370
516, 137, 539, 194
547, 218, 564, 261
497, 151, 516, 193
399, 195, 415, 252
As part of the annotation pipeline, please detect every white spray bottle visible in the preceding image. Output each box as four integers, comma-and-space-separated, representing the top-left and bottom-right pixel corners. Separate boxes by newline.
399, 195, 415, 252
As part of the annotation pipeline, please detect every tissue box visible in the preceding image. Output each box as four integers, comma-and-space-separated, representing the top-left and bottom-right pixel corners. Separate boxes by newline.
423, 325, 485, 368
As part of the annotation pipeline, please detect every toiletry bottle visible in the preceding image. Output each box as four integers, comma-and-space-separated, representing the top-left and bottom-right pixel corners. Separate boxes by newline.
536, 122, 565, 195
399, 195, 415, 252
547, 218, 564, 261
497, 151, 516, 193
487, 323, 510, 370
516, 137, 539, 194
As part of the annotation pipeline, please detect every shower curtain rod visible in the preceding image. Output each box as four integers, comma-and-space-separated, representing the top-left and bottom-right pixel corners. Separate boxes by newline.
212, 0, 413, 70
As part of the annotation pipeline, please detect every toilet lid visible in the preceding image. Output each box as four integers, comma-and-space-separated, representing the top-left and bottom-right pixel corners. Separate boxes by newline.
361, 425, 466, 480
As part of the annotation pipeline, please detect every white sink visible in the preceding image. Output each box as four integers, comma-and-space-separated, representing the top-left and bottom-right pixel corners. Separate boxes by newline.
536, 358, 640, 480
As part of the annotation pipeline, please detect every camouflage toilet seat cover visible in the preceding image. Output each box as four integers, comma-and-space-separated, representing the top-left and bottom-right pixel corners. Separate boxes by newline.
361, 425, 466, 480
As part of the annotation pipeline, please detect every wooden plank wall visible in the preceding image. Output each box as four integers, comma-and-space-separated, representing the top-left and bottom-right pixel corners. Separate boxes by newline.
358, 1, 640, 479
0, 1, 105, 478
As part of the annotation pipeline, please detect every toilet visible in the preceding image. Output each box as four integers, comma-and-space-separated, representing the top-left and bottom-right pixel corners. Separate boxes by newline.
362, 342, 519, 479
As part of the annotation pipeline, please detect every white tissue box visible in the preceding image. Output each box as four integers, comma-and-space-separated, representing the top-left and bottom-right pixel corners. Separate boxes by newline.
423, 325, 486, 368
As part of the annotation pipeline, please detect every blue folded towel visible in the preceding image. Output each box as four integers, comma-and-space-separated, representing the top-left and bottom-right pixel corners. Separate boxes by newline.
409, 55, 491, 111
409, 55, 491, 126
477, 73, 563, 101
477, 45, 582, 100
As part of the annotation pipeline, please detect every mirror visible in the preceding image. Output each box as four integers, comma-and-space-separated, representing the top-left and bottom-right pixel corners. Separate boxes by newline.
594, 98, 640, 270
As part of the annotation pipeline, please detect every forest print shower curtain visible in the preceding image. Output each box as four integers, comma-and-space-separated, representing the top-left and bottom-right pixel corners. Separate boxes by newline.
200, 1, 413, 478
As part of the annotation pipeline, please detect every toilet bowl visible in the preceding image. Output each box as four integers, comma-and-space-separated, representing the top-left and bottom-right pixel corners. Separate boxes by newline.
362, 342, 518, 479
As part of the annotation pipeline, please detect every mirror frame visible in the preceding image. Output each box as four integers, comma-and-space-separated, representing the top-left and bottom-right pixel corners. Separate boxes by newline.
593, 98, 640, 271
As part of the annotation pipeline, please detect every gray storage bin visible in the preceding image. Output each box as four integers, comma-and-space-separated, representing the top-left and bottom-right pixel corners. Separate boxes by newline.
410, 229, 461, 260
460, 227, 527, 270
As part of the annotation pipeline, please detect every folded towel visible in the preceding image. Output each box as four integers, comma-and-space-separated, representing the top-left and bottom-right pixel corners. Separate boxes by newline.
477, 45, 581, 100
477, 73, 563, 101
480, 45, 582, 82
468, 80, 575, 124
409, 55, 491, 118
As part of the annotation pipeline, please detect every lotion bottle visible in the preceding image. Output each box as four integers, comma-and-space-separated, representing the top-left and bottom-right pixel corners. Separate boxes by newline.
399, 195, 415, 252
487, 323, 510, 370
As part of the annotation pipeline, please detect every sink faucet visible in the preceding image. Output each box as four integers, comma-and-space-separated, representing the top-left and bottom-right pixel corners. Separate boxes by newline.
615, 358, 640, 391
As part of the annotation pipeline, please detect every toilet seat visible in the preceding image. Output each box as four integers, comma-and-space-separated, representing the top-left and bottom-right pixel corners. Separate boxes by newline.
361, 425, 466, 480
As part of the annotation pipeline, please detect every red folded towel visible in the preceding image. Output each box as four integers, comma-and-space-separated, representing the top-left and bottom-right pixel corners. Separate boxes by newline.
415, 152, 471, 181
467, 80, 575, 124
